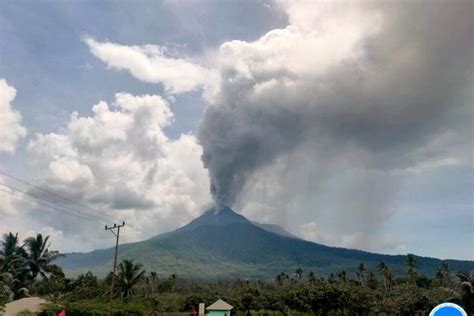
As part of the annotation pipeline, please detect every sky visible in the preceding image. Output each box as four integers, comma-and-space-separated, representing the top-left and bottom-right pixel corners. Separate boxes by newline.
0, 0, 472, 260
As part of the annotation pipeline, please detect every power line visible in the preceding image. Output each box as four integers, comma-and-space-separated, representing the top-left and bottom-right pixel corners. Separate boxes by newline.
0, 170, 121, 222
0, 182, 111, 224
0, 188, 102, 224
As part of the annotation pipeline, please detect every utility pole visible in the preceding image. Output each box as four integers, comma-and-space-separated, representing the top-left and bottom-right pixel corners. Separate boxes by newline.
105, 221, 125, 316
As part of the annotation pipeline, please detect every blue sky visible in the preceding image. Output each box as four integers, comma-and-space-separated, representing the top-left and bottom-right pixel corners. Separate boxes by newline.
0, 0, 472, 260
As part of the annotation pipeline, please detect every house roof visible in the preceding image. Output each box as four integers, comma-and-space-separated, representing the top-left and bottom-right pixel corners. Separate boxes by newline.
206, 299, 233, 311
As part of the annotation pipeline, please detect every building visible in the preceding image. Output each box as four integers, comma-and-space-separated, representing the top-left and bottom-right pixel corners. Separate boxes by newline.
206, 299, 233, 316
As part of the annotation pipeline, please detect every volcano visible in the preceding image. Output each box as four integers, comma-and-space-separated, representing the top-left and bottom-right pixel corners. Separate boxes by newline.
58, 207, 474, 279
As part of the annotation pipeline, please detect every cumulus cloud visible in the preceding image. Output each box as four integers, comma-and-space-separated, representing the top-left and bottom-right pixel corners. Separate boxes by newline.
83, 37, 217, 94
26, 92, 211, 249
197, 0, 473, 249
0, 79, 27, 154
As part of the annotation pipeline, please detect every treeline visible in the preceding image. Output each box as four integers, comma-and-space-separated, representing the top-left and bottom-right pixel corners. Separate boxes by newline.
1, 232, 473, 315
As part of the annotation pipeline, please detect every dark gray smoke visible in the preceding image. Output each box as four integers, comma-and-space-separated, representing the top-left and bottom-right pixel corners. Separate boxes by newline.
198, 0, 473, 209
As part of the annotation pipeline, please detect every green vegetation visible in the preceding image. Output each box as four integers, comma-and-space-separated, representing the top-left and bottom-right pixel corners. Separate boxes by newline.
2, 232, 474, 315
0, 281, 8, 313
41, 263, 474, 316
0, 232, 63, 301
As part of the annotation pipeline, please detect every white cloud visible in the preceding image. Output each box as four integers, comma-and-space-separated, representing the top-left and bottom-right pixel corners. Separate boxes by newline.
83, 37, 217, 94
0, 79, 26, 154
26, 92, 211, 249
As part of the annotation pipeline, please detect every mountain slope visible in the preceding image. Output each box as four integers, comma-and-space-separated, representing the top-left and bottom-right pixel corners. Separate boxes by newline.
58, 207, 474, 279
251, 222, 300, 239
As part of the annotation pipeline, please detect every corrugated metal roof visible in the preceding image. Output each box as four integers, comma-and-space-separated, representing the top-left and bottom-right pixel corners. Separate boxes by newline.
206, 299, 233, 311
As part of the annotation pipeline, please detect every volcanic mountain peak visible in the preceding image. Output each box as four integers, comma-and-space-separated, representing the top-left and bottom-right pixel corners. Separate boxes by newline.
182, 206, 250, 230
151, 206, 250, 240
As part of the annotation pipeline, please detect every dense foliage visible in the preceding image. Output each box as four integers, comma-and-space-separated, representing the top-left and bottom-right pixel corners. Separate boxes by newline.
43, 261, 473, 315
2, 232, 473, 315
0, 232, 63, 301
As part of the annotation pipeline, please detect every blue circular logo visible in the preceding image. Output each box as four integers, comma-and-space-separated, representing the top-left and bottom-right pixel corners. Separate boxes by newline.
429, 303, 467, 316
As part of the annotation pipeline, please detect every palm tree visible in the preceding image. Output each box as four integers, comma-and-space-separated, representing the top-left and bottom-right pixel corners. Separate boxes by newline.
23, 234, 63, 280
367, 271, 378, 290
377, 262, 388, 292
116, 259, 145, 301
149, 271, 158, 294
436, 262, 450, 286
170, 273, 177, 293
406, 254, 417, 286
0, 233, 29, 299
0, 233, 26, 274
456, 271, 474, 284
337, 270, 348, 283
441, 262, 450, 285
386, 268, 395, 291
356, 263, 366, 286
275, 272, 289, 287
295, 267, 303, 281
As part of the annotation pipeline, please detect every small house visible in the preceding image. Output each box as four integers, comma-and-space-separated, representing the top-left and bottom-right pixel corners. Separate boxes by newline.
206, 299, 233, 316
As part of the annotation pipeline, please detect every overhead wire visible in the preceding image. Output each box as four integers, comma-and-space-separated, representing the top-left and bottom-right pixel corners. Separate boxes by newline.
0, 182, 112, 224
0, 170, 122, 223
0, 187, 103, 224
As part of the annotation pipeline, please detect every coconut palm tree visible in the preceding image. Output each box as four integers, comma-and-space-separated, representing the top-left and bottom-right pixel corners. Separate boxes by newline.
0, 233, 30, 299
116, 259, 146, 301
0, 233, 26, 274
295, 267, 303, 281
23, 234, 63, 280
275, 272, 289, 287
377, 262, 389, 292
367, 271, 378, 290
357, 263, 366, 286
406, 254, 418, 286
456, 271, 474, 284
337, 270, 348, 283
149, 271, 158, 294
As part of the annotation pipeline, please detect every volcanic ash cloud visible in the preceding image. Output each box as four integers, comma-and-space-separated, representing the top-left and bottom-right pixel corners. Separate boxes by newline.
198, 1, 473, 212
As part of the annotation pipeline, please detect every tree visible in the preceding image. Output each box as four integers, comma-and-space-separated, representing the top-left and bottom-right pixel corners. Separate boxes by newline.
357, 263, 366, 286
406, 254, 418, 286
295, 267, 303, 281
456, 271, 474, 284
336, 270, 348, 283
0, 233, 26, 274
275, 272, 288, 287
0, 233, 29, 299
367, 272, 378, 290
23, 234, 63, 280
386, 268, 395, 291
308, 271, 317, 284
149, 271, 158, 294
440, 262, 450, 285
116, 259, 146, 301
377, 262, 389, 292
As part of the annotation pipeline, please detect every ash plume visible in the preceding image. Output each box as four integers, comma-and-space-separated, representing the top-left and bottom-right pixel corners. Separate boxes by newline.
198, 0, 473, 212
